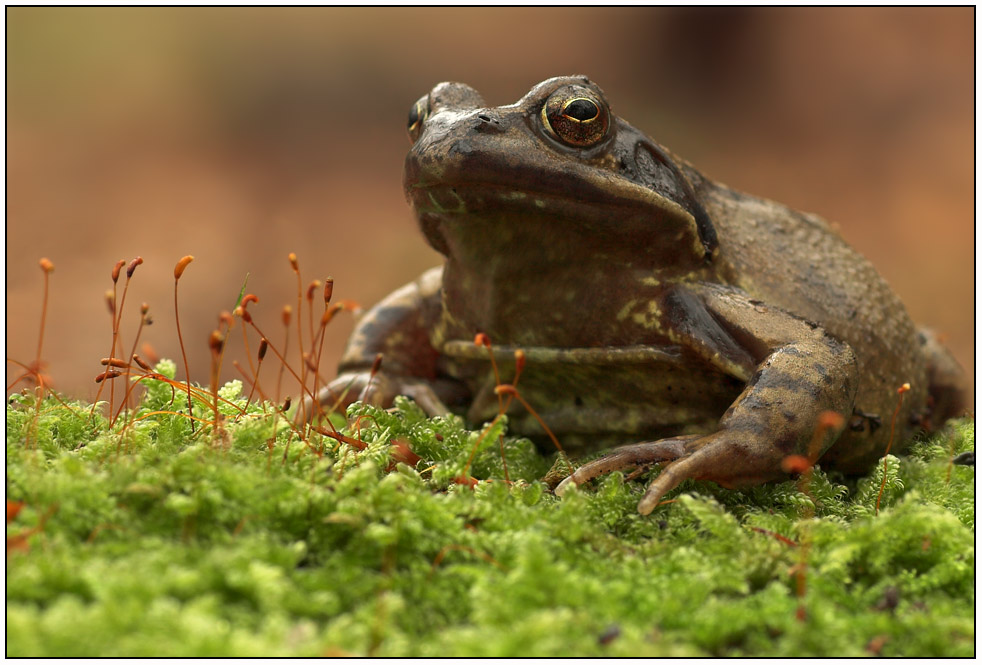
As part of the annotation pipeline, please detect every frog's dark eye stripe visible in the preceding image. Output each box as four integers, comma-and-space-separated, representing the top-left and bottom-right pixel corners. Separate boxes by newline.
407, 97, 429, 143
542, 90, 609, 148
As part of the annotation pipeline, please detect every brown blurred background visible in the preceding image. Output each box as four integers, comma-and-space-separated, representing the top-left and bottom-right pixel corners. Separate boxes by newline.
7, 7, 974, 407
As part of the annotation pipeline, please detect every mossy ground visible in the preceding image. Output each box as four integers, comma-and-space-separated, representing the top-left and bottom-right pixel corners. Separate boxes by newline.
6, 364, 975, 656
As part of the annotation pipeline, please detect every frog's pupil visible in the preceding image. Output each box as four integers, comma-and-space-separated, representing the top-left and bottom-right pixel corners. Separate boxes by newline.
564, 98, 598, 122
408, 104, 420, 129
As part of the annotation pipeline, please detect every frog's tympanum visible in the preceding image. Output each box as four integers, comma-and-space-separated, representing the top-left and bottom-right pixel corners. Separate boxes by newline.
323, 76, 965, 514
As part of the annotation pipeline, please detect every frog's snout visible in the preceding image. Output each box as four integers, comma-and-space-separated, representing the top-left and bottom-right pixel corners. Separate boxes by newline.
427, 81, 486, 114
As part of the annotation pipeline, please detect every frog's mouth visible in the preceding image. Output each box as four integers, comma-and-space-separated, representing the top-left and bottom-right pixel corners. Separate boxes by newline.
411, 180, 675, 224
404, 123, 716, 269
408, 179, 705, 275
406, 154, 695, 224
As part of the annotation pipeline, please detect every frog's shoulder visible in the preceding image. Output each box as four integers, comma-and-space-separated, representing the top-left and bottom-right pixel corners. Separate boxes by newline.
687, 166, 838, 236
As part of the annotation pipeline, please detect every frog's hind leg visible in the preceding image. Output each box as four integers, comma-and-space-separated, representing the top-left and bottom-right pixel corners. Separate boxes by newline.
558, 285, 863, 515
558, 283, 865, 516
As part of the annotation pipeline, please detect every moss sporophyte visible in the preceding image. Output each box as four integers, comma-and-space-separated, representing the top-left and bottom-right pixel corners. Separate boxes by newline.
5, 256, 975, 656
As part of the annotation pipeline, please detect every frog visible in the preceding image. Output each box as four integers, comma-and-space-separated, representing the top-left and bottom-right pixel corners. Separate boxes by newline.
320, 75, 965, 514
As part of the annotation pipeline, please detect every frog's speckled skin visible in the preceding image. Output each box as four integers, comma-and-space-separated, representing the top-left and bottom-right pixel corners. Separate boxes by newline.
323, 76, 964, 513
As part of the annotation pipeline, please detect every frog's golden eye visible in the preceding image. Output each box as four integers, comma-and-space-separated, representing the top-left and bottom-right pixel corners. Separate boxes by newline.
407, 97, 429, 143
542, 92, 609, 148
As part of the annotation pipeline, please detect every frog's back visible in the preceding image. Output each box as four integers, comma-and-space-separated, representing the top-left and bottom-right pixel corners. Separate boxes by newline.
697, 176, 962, 471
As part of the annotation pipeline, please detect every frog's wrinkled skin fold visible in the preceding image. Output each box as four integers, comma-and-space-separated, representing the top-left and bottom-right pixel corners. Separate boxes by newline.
321, 76, 965, 514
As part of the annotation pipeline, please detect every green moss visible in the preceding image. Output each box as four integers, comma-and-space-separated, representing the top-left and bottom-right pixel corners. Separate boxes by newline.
5, 379, 975, 656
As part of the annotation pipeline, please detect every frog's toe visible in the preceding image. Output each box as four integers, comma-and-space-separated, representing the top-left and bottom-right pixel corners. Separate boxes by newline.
398, 381, 452, 417
312, 371, 454, 422
555, 434, 701, 498
308, 372, 370, 421
635, 444, 719, 515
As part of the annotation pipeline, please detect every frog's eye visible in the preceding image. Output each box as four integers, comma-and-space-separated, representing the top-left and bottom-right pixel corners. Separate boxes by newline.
407, 96, 429, 143
541, 91, 610, 148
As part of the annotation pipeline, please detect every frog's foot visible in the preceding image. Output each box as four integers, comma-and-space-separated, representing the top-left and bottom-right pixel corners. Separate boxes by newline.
307, 371, 453, 422
556, 431, 784, 515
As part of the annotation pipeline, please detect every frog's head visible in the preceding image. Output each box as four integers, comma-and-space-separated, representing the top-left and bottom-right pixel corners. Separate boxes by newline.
403, 76, 718, 276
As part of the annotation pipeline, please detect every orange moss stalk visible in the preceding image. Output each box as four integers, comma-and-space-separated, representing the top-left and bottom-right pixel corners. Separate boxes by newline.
34, 258, 54, 388
306, 279, 321, 352
237, 301, 337, 462
212, 310, 236, 408
89, 259, 126, 422
237, 303, 323, 416
173, 255, 195, 430
233, 294, 261, 408
17, 259, 55, 447
112, 302, 152, 425
308, 305, 335, 419
243, 336, 269, 411
288, 253, 309, 426
876, 383, 910, 516
460, 413, 505, 481
781, 410, 845, 622
132, 354, 153, 372
357, 353, 385, 404
89, 257, 141, 424
307, 278, 342, 421
7, 258, 82, 440
495, 384, 564, 454
474, 333, 503, 414
276, 305, 292, 405
6, 503, 57, 555
208, 329, 225, 445
112, 372, 248, 434
108, 257, 143, 419
474, 333, 519, 482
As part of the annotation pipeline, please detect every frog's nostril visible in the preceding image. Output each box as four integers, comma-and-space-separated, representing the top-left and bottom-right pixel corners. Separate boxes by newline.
474, 113, 503, 134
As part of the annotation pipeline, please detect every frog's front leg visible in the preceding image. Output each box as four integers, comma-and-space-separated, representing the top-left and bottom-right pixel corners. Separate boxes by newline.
557, 283, 859, 514
316, 266, 465, 418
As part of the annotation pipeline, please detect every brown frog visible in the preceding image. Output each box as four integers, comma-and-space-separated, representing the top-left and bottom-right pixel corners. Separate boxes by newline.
322, 76, 964, 514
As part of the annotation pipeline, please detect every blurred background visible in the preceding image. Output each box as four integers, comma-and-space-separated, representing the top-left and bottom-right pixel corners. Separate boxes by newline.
7, 7, 974, 407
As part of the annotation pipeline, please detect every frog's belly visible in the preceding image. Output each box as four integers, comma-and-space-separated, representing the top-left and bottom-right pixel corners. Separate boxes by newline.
440, 342, 744, 455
